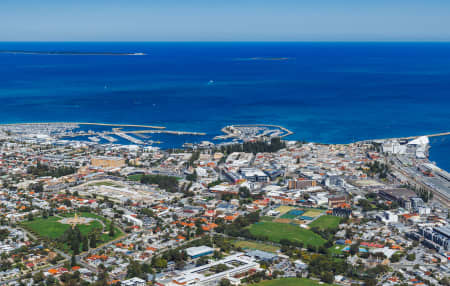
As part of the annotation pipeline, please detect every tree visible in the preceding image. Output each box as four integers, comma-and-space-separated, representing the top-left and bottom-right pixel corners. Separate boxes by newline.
33, 271, 45, 283
82, 236, 89, 251
350, 242, 360, 255
109, 220, 115, 237
196, 256, 209, 266
186, 171, 197, 182
89, 233, 97, 248
406, 253, 416, 261
219, 279, 231, 286
126, 260, 143, 278
71, 255, 77, 267
321, 271, 334, 284
238, 187, 251, 198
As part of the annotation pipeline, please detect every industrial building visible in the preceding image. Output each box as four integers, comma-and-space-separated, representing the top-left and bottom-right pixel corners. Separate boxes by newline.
165, 253, 260, 286
378, 188, 417, 209
186, 246, 214, 259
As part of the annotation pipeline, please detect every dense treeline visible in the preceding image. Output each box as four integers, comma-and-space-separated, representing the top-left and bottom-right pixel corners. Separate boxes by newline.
139, 174, 179, 193
58, 225, 98, 254
407, 185, 434, 202
27, 162, 77, 178
219, 137, 286, 155
308, 255, 350, 283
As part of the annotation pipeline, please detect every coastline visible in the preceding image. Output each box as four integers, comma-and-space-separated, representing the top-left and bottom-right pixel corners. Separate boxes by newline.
0, 121, 448, 173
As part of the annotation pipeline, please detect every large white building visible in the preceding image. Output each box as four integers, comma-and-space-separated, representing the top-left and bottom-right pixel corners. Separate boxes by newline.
121, 277, 146, 286
123, 214, 143, 227
164, 253, 260, 286
376, 211, 398, 224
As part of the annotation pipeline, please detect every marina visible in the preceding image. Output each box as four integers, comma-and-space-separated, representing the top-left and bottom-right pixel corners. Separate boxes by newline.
215, 124, 294, 141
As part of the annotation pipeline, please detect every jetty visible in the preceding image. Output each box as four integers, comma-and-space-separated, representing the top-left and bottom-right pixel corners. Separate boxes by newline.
114, 132, 144, 145
400, 132, 450, 140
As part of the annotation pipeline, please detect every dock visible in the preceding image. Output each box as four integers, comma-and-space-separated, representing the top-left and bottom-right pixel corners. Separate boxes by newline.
114, 132, 144, 145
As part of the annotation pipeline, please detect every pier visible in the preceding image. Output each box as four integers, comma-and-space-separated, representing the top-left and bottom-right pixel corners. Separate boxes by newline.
114, 132, 144, 145
400, 132, 450, 140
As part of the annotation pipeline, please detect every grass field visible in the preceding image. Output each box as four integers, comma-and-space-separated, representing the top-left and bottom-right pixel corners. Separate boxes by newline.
328, 244, 346, 256
302, 209, 323, 217
22, 212, 124, 252
21, 216, 103, 239
252, 278, 334, 286
260, 216, 275, 222
233, 240, 279, 253
59, 212, 124, 241
274, 206, 295, 214
308, 215, 341, 229
128, 174, 143, 181
88, 180, 124, 188
249, 222, 326, 246
274, 218, 293, 224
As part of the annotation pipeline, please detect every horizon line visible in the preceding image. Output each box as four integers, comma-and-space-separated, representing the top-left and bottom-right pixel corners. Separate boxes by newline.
1, 40, 450, 43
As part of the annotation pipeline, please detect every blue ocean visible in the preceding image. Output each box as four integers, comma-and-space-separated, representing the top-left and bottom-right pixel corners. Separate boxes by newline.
0, 42, 449, 169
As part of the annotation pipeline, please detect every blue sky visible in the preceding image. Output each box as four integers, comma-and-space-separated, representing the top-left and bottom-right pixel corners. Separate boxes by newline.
1, 0, 450, 41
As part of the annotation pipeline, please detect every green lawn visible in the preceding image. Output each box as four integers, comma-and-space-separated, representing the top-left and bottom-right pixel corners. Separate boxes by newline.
88, 181, 124, 188
252, 278, 334, 286
328, 244, 346, 256
249, 222, 326, 246
128, 174, 143, 181
21, 216, 103, 239
308, 215, 341, 230
260, 216, 276, 222
233, 240, 279, 253
59, 212, 124, 240
22, 213, 124, 253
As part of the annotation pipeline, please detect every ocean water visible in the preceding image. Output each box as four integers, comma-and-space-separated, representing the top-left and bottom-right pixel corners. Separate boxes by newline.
0, 42, 449, 170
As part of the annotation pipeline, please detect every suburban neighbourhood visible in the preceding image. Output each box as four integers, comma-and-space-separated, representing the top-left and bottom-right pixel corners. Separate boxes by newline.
0, 124, 449, 286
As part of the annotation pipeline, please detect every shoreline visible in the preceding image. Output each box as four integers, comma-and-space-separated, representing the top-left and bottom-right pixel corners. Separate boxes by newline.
0, 121, 448, 172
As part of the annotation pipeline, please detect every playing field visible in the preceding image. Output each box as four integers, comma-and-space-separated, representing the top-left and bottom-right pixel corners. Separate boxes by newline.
302, 209, 323, 217
249, 222, 326, 246
274, 206, 295, 214
233, 240, 279, 253
274, 218, 293, 224
260, 216, 275, 222
280, 213, 298, 219
251, 278, 335, 286
308, 215, 341, 229
88, 180, 124, 188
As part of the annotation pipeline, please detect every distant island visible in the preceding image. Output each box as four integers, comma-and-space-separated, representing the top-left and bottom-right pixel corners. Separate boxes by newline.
0, 50, 146, 56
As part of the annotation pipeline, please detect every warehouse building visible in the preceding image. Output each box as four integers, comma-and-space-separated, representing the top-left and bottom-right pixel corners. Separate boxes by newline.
186, 246, 214, 259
